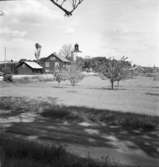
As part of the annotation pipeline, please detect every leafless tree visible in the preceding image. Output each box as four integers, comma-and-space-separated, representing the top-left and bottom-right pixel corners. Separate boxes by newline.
101, 57, 130, 90
59, 44, 73, 61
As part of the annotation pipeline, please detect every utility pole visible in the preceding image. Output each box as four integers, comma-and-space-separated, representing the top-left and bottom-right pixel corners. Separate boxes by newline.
4, 47, 7, 72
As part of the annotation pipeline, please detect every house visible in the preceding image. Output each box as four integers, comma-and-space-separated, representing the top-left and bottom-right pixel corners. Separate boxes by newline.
16, 61, 43, 75
39, 53, 71, 73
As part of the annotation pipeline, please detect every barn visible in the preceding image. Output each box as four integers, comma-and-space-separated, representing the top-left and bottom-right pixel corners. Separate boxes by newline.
16, 61, 43, 75
39, 53, 71, 73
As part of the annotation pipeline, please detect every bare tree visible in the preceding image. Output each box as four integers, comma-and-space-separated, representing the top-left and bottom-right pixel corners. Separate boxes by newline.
101, 57, 130, 90
0, 0, 85, 16
59, 44, 73, 61
54, 62, 83, 87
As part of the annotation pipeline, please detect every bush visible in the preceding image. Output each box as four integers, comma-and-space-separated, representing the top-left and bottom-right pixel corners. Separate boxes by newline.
41, 105, 82, 122
67, 63, 84, 86
98, 111, 158, 131
54, 70, 67, 86
119, 115, 157, 131
3, 74, 13, 82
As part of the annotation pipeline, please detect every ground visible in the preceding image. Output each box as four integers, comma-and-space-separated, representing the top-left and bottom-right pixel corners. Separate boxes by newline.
0, 75, 159, 115
0, 74, 159, 167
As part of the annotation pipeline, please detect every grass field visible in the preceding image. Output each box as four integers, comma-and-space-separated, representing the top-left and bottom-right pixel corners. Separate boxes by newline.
0, 74, 159, 167
0, 75, 159, 115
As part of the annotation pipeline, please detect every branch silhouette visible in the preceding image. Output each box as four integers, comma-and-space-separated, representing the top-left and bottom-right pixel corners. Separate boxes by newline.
0, 0, 84, 16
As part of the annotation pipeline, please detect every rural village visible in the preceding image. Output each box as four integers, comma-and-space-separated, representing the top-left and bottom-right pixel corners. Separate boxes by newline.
0, 1, 159, 167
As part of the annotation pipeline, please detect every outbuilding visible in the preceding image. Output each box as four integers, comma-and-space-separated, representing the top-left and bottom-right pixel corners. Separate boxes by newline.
16, 61, 43, 75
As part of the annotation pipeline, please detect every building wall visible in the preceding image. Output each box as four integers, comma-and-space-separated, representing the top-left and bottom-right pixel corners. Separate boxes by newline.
0, 63, 17, 74
39, 55, 68, 73
17, 64, 34, 75
16, 63, 42, 75
44, 61, 55, 73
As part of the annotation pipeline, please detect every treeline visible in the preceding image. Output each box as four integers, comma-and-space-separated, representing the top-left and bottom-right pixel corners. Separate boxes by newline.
76, 56, 132, 72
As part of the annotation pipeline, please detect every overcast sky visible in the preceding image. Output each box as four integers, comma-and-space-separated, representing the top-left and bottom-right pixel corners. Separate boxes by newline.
0, 0, 159, 66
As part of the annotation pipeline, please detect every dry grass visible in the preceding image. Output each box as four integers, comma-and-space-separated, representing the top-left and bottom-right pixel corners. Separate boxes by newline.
0, 135, 125, 167
40, 104, 159, 131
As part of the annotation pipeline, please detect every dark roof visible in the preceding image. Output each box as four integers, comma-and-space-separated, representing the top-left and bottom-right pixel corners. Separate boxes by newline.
40, 53, 70, 63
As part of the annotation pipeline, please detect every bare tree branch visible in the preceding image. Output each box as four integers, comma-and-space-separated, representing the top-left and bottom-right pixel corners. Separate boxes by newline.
50, 0, 72, 16
50, 0, 84, 16
0, 0, 84, 16
70, 0, 84, 15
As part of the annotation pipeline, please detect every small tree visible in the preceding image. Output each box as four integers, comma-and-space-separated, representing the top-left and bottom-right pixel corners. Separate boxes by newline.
54, 62, 64, 87
67, 62, 84, 86
101, 57, 130, 90
54, 70, 63, 87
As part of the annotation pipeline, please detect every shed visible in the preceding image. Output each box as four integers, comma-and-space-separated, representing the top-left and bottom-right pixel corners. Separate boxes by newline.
16, 61, 43, 75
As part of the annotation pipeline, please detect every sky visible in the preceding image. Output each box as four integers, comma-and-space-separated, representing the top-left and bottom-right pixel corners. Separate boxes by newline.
0, 0, 159, 66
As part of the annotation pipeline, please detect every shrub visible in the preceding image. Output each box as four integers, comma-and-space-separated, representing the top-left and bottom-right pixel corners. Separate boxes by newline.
119, 115, 157, 131
98, 111, 158, 131
54, 70, 66, 86
3, 74, 13, 82
67, 63, 84, 86
41, 105, 82, 122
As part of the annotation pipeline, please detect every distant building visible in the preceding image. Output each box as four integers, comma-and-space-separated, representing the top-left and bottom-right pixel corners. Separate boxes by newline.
72, 43, 82, 61
16, 61, 43, 75
39, 53, 71, 73
0, 60, 18, 74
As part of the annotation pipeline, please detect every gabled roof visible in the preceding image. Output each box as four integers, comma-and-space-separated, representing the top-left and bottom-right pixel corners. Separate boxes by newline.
16, 61, 43, 69
24, 61, 43, 69
129, 66, 144, 71
40, 53, 70, 63
56, 54, 70, 63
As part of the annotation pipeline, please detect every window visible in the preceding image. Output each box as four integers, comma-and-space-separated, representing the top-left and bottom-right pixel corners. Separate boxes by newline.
50, 56, 55, 61
45, 62, 50, 67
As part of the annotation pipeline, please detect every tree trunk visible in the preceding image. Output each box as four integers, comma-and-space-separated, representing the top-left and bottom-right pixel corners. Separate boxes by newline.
111, 79, 114, 90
